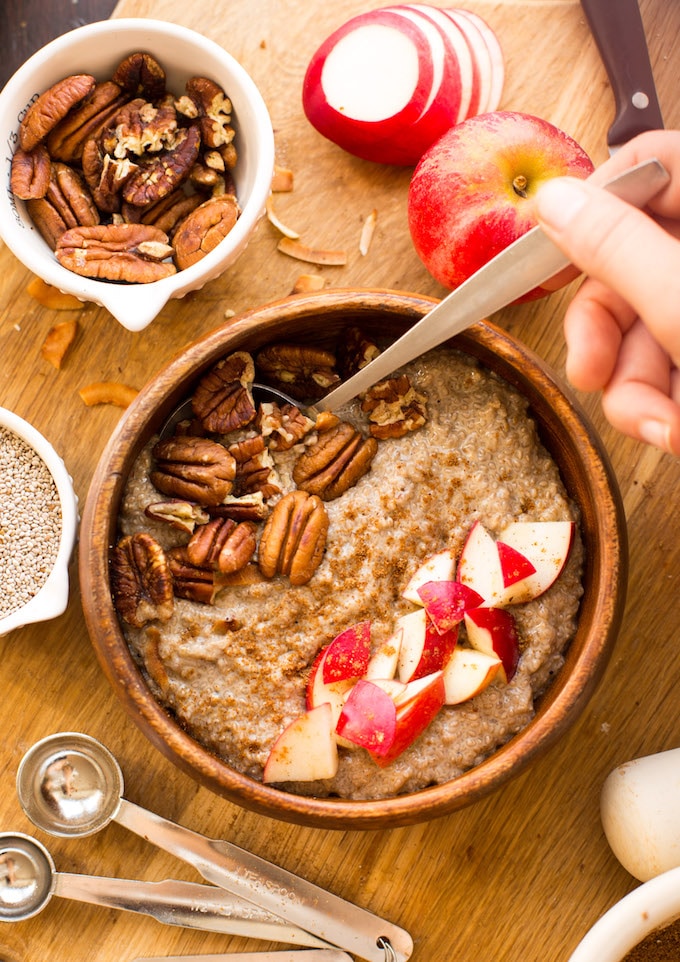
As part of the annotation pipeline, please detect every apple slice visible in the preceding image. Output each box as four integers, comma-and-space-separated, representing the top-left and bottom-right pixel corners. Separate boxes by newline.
416, 579, 484, 632
396, 607, 458, 682
442, 646, 502, 704
306, 646, 357, 749
464, 607, 520, 682
456, 520, 504, 605
321, 620, 372, 684
453, 8, 504, 113
497, 520, 575, 603
336, 680, 398, 753
372, 670, 445, 766
365, 628, 402, 680
497, 540, 536, 588
263, 703, 339, 783
302, 8, 437, 164
402, 547, 457, 604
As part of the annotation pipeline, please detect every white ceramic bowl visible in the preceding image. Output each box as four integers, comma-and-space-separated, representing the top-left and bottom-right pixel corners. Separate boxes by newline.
0, 19, 275, 332
0, 408, 78, 635
568, 867, 680, 961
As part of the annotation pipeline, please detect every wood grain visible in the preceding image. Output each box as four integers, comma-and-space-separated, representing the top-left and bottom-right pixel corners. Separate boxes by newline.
0, 1, 679, 960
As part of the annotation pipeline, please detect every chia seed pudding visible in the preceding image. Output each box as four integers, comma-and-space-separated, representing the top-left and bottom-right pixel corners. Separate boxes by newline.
117, 346, 584, 800
0, 426, 62, 619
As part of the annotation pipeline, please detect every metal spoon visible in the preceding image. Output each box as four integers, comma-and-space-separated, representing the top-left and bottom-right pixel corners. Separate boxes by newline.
131, 953, 352, 962
0, 831, 327, 945
16, 732, 413, 962
159, 382, 297, 440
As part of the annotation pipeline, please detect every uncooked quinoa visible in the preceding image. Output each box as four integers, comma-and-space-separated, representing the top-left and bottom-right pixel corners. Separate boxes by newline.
117, 346, 584, 800
0, 426, 62, 619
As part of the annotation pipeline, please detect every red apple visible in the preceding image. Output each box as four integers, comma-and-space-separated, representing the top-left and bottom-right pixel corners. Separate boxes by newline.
372, 670, 446, 765
464, 606, 520, 682
336, 680, 398, 753
263, 703, 339, 783
402, 546, 457, 603
498, 520, 575, 603
407, 110, 594, 296
497, 540, 536, 587
442, 645, 502, 704
396, 607, 458, 681
416, 579, 484, 632
321, 621, 372, 684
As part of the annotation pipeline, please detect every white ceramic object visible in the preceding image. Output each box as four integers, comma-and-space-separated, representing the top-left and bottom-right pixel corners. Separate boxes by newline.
600, 747, 680, 882
568, 866, 680, 961
0, 408, 78, 635
0, 19, 275, 332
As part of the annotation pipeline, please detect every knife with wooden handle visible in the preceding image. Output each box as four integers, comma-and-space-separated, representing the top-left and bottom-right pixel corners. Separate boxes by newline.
581, 0, 664, 152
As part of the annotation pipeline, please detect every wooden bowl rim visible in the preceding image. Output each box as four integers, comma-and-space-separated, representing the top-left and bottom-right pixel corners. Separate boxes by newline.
79, 287, 628, 829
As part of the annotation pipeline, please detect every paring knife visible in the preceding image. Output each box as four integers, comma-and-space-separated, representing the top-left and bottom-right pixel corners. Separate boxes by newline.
317, 157, 670, 413
581, 0, 664, 152
131, 952, 353, 962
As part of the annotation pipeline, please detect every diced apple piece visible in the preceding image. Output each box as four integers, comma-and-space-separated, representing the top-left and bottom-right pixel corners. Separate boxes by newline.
336, 680, 398, 753
372, 670, 445, 766
306, 646, 356, 738
464, 607, 520, 682
263, 703, 339, 783
456, 520, 503, 605
497, 521, 575, 603
396, 607, 458, 682
365, 628, 402, 681
442, 646, 502, 704
402, 547, 457, 604
322, 620, 371, 684
497, 540, 536, 588
416, 579, 483, 633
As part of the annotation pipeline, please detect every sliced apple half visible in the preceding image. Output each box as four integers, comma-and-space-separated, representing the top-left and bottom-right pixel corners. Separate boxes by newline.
263, 703, 339, 783
497, 520, 575, 603
442, 646, 502, 704
464, 606, 520, 682
402, 547, 457, 604
396, 607, 458, 682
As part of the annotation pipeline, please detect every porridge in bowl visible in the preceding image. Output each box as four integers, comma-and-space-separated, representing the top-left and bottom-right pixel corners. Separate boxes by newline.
112, 328, 583, 801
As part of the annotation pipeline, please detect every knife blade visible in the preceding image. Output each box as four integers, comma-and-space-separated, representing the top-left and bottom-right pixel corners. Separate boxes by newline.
317, 157, 670, 413
581, 0, 664, 152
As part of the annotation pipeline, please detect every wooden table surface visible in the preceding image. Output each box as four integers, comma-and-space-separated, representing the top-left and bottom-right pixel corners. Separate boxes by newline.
1, 1, 680, 960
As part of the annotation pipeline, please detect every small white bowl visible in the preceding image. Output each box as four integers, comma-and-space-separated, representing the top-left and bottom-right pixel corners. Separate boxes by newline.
0, 19, 275, 332
0, 408, 78, 636
568, 867, 680, 961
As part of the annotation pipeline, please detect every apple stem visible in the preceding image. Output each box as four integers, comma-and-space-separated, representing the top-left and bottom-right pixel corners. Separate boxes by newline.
512, 174, 528, 198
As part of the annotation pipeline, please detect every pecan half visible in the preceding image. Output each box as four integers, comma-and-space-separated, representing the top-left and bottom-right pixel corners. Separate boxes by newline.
151, 435, 236, 506
338, 326, 381, 379
101, 96, 179, 158
293, 422, 378, 500
361, 374, 428, 439
110, 532, 174, 627
55, 222, 176, 282
27, 162, 100, 249
82, 139, 138, 213
178, 77, 235, 150
10, 145, 51, 199
166, 546, 218, 604
112, 52, 167, 101
121, 123, 201, 206
192, 351, 256, 433
210, 491, 268, 522
228, 435, 281, 500
122, 187, 204, 235
46, 81, 130, 163
255, 344, 340, 400
186, 517, 257, 574
172, 193, 240, 270
258, 490, 329, 586
20, 74, 96, 151
144, 499, 210, 533
256, 401, 316, 451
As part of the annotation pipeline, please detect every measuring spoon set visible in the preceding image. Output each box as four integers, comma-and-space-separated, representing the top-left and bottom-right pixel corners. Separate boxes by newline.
0, 731, 412, 962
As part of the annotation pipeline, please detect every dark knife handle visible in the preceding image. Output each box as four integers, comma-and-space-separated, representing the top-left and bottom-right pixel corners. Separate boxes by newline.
581, 0, 664, 145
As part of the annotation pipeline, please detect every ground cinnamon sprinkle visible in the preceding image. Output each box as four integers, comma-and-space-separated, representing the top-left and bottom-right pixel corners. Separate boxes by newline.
621, 917, 680, 961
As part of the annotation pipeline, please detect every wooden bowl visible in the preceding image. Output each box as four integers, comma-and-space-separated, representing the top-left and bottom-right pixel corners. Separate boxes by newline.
79, 289, 627, 829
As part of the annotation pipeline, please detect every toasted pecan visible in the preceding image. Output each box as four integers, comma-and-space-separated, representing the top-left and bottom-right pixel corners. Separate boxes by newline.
258, 490, 329, 586
292, 422, 378, 500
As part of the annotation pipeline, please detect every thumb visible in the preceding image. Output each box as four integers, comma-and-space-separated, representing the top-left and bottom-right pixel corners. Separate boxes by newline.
535, 176, 680, 358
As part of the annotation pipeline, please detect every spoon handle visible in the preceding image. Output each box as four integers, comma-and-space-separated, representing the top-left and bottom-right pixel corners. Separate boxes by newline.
53, 871, 328, 946
115, 797, 412, 962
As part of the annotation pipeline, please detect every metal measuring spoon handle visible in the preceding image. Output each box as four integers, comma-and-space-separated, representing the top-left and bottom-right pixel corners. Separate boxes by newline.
114, 796, 413, 962
130, 952, 353, 962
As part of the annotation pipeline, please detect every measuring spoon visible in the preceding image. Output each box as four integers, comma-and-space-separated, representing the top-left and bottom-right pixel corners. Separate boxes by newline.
0, 831, 326, 946
131, 953, 353, 962
16, 733, 413, 962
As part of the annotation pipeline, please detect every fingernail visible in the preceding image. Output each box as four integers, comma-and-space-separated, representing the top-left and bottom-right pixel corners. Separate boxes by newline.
639, 419, 672, 452
535, 177, 590, 231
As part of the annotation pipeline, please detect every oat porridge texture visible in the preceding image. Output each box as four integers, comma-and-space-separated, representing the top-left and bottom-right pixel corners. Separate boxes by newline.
117, 346, 583, 800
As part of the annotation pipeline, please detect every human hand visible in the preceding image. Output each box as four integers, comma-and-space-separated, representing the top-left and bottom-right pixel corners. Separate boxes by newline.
535, 130, 680, 455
